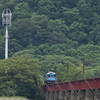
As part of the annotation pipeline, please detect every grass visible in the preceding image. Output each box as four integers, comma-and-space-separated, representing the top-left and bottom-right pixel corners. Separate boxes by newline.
0, 96, 29, 100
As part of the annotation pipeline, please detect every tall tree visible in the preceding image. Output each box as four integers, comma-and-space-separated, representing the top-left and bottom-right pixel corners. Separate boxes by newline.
0, 55, 43, 99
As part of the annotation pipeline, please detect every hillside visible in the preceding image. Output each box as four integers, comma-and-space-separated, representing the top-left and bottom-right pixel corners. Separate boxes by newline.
0, 0, 100, 99
0, 0, 100, 100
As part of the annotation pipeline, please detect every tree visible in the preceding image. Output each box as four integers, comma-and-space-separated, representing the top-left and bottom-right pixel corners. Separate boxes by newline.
30, 14, 49, 29
77, 0, 94, 33
37, 0, 60, 19
28, 0, 40, 9
0, 81, 17, 96
0, 34, 5, 59
68, 21, 88, 44
61, 7, 79, 25
48, 19, 68, 33
10, 19, 36, 48
77, 44, 100, 67
9, 39, 23, 57
0, 55, 43, 99
13, 2, 31, 20
89, 25, 100, 45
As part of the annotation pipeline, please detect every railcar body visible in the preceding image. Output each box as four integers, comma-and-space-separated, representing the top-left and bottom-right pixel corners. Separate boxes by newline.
45, 72, 56, 83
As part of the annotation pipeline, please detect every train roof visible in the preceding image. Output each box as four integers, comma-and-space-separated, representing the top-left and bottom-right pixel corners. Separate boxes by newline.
46, 72, 56, 74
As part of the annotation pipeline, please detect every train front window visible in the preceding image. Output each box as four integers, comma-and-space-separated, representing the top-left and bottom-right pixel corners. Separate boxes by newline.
51, 75, 53, 77
54, 74, 56, 77
48, 75, 50, 77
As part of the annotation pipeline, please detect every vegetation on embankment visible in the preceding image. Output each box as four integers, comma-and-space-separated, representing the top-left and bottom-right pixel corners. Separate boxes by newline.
0, 55, 44, 100
0, 96, 28, 100
0, 0, 100, 100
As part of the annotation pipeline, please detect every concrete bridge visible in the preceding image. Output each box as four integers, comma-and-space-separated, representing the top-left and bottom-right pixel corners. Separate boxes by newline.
44, 77, 100, 100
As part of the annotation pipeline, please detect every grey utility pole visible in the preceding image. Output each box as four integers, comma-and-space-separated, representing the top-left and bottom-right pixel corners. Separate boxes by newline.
2, 8, 12, 59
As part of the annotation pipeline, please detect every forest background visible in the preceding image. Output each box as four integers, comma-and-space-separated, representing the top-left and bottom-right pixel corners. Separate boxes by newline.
0, 0, 100, 99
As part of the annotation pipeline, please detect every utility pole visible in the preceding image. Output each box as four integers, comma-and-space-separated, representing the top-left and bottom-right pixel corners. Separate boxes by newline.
83, 58, 85, 77
67, 62, 69, 80
2, 8, 12, 59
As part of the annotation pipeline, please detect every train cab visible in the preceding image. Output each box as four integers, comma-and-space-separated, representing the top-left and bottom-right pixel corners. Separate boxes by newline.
45, 72, 56, 84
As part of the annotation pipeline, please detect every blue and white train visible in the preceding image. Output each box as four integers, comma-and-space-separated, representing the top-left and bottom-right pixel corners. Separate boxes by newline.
45, 72, 56, 83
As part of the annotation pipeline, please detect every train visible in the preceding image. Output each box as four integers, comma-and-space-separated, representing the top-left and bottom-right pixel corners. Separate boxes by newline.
44, 71, 56, 84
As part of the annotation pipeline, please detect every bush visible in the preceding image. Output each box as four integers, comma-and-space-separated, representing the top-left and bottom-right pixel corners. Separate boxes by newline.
0, 81, 17, 96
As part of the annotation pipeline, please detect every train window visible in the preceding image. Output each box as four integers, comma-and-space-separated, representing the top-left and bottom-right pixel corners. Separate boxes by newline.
51, 75, 53, 77
48, 75, 50, 77
54, 75, 56, 77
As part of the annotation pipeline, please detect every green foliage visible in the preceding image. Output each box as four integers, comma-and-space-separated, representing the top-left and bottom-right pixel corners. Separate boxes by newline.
0, 0, 100, 98
68, 21, 88, 43
10, 18, 36, 47
89, 25, 100, 45
0, 55, 42, 99
30, 14, 48, 28
12, 43, 100, 81
61, 7, 79, 25
0, 81, 17, 96
0, 0, 100, 58
37, 0, 60, 19
48, 19, 68, 33
13, 2, 31, 19
0, 35, 5, 59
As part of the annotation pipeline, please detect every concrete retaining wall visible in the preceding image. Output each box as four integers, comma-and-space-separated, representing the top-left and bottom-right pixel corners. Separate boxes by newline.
45, 89, 100, 100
